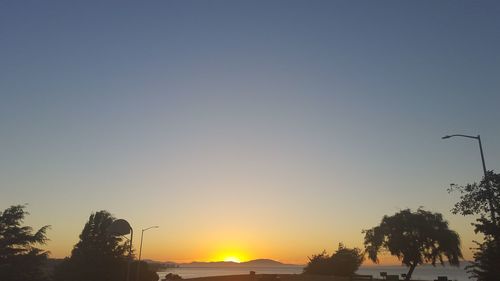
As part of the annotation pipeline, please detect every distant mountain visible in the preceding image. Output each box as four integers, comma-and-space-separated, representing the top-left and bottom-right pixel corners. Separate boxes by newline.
241, 259, 287, 266
182, 259, 299, 267
143, 259, 179, 269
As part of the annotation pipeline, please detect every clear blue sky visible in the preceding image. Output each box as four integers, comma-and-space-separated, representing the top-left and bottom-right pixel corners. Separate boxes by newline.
1, 1, 499, 262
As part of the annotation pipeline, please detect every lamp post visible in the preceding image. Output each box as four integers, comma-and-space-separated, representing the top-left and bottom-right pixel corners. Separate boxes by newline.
107, 219, 134, 281
442, 134, 496, 224
136, 226, 159, 281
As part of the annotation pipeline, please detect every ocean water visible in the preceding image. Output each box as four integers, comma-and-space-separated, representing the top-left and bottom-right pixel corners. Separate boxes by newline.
158, 265, 470, 281
158, 267, 303, 279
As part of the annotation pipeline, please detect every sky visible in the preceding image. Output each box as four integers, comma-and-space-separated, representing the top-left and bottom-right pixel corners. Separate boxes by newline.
1, 1, 499, 264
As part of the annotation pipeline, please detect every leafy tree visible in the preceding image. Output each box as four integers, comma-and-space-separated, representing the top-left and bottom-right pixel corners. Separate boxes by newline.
363, 208, 462, 281
0, 204, 50, 281
330, 244, 364, 276
449, 171, 500, 281
303, 244, 364, 276
54, 210, 158, 281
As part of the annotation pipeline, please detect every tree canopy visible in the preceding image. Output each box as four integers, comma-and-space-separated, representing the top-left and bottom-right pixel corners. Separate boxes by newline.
0, 204, 50, 281
449, 170, 500, 281
363, 208, 462, 281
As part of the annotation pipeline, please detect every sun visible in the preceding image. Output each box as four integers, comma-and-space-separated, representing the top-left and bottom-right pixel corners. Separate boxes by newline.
213, 249, 247, 263
223, 256, 241, 263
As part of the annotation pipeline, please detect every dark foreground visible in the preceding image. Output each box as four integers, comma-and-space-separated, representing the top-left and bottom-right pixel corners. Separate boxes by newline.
180, 274, 430, 281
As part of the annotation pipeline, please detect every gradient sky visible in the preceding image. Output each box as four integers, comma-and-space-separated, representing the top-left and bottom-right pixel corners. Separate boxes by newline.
1, 1, 500, 264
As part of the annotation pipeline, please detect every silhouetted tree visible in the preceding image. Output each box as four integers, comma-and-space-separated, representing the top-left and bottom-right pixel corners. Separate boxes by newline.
330, 244, 364, 276
0, 204, 50, 281
54, 210, 158, 281
363, 208, 462, 281
449, 171, 500, 281
54, 210, 128, 281
303, 244, 363, 276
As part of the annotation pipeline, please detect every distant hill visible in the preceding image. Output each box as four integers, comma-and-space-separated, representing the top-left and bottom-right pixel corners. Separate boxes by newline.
241, 259, 287, 266
182, 259, 299, 267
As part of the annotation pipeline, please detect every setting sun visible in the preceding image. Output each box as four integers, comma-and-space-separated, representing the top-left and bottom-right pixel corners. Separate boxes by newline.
212, 248, 248, 263
223, 256, 241, 263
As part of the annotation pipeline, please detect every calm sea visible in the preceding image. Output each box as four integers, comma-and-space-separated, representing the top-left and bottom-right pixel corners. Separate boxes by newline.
158, 264, 470, 281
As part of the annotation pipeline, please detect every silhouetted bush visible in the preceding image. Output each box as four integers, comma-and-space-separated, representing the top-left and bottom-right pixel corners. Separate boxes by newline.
163, 273, 182, 281
303, 251, 332, 275
303, 244, 363, 276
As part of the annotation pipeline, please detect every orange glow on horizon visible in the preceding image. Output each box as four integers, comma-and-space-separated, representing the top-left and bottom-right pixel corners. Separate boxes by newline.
211, 249, 249, 263
223, 256, 241, 263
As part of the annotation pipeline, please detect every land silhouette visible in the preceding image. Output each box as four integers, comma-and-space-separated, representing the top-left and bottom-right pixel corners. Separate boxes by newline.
183, 259, 296, 268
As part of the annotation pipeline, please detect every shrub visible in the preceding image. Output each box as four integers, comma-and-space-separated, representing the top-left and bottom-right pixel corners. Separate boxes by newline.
163, 273, 182, 281
303, 244, 364, 276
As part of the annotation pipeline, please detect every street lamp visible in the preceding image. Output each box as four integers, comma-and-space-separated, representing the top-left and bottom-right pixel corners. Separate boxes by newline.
442, 134, 496, 223
136, 226, 159, 281
107, 219, 134, 281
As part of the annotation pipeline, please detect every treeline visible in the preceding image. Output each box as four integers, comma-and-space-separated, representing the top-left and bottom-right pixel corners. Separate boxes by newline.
1, 171, 499, 281
0, 206, 159, 281
303, 171, 500, 281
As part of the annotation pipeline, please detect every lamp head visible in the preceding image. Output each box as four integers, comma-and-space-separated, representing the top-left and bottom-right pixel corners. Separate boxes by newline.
442, 135, 451, 139
143, 225, 160, 231
107, 219, 132, 236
